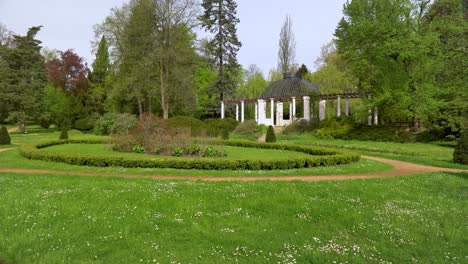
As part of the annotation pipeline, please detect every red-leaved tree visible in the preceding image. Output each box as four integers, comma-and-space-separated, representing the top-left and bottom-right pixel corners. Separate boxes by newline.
46, 49, 88, 95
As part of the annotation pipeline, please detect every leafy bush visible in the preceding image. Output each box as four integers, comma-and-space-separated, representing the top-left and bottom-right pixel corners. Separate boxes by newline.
59, 127, 68, 140
203, 146, 218, 157
313, 117, 356, 139
453, 129, 468, 164
19, 139, 360, 170
93, 113, 137, 135
283, 119, 317, 135
231, 120, 264, 141
168, 116, 205, 137
186, 144, 201, 155
0, 125, 11, 145
74, 117, 93, 131
39, 116, 51, 129
133, 145, 144, 154
342, 125, 414, 143
204, 118, 238, 137
171, 146, 183, 157
265, 125, 276, 143
221, 129, 230, 140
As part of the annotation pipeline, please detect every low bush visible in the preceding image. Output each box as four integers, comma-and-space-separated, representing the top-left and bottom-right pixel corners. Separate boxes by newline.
453, 129, 468, 165
133, 145, 144, 154
313, 117, 356, 139
59, 127, 68, 140
168, 116, 205, 137
341, 125, 415, 143
221, 130, 230, 140
231, 120, 263, 141
19, 139, 359, 170
204, 118, 238, 137
283, 119, 317, 135
0, 125, 11, 145
39, 116, 51, 129
74, 117, 93, 131
93, 113, 137, 135
265, 125, 276, 143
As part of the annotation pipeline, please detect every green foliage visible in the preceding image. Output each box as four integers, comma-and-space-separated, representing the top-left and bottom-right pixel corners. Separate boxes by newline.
0, 125, 11, 145
221, 129, 229, 140
313, 118, 356, 139
231, 120, 263, 141
19, 139, 359, 170
59, 127, 68, 140
74, 117, 94, 131
133, 145, 144, 154
167, 116, 205, 137
171, 146, 183, 157
283, 119, 316, 135
93, 113, 137, 135
453, 129, 468, 165
39, 115, 51, 129
186, 144, 201, 155
204, 118, 238, 137
265, 125, 276, 143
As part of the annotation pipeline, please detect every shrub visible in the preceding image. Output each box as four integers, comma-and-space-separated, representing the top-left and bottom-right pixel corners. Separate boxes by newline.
39, 116, 51, 129
19, 139, 360, 170
59, 127, 68, 140
283, 119, 317, 135
231, 120, 264, 141
186, 144, 201, 155
0, 125, 11, 145
74, 117, 93, 131
133, 145, 144, 153
168, 116, 205, 137
265, 125, 276, 143
453, 129, 468, 165
221, 129, 230, 140
203, 146, 219, 157
204, 118, 238, 137
171, 146, 183, 157
93, 113, 137, 135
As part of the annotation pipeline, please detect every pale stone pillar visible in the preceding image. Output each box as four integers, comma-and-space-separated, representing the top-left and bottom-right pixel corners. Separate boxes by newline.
221, 101, 225, 119
337, 96, 341, 117
241, 100, 245, 123
303, 96, 311, 121
235, 104, 239, 121
292, 97, 296, 120
374, 107, 378, 126
254, 103, 258, 122
289, 101, 293, 121
345, 98, 350, 116
319, 99, 326, 121
270, 98, 275, 126
368, 108, 372, 125
257, 99, 266, 125
276, 101, 283, 126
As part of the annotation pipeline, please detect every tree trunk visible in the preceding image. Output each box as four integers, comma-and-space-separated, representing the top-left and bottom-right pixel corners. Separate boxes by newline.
137, 96, 143, 117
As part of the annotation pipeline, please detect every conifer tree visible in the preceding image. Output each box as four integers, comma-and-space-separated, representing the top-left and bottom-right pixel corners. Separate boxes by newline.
265, 125, 276, 143
200, 0, 242, 103
0, 125, 11, 145
89, 36, 110, 114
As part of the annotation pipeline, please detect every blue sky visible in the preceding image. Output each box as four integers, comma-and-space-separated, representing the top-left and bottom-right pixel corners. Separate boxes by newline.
0, 0, 346, 75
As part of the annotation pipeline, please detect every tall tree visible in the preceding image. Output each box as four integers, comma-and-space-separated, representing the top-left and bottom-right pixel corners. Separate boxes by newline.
200, 0, 242, 104
278, 15, 296, 76
0, 26, 47, 131
89, 36, 111, 114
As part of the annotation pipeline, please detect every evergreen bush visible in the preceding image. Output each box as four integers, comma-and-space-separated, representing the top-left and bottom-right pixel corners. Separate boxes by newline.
453, 129, 468, 165
59, 127, 68, 140
0, 125, 11, 145
221, 129, 230, 140
265, 125, 276, 143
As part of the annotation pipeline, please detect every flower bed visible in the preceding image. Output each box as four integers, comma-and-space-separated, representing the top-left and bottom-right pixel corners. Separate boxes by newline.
19, 139, 360, 170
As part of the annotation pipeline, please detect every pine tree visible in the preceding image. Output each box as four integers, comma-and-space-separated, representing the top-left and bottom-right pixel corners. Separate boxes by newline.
200, 0, 242, 103
59, 126, 68, 140
0, 125, 11, 145
89, 36, 110, 114
265, 125, 276, 143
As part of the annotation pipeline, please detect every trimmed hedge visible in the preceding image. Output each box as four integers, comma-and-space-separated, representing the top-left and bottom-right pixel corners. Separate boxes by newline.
19, 139, 360, 170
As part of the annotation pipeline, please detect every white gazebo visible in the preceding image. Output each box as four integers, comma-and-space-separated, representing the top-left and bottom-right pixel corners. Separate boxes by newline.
221, 74, 377, 126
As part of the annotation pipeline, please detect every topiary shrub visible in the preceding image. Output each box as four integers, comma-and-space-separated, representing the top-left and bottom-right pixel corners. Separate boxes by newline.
453, 129, 468, 165
59, 127, 68, 140
74, 117, 93, 131
265, 125, 276, 143
0, 125, 11, 145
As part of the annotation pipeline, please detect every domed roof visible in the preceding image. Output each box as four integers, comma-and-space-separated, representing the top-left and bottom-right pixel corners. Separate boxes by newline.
260, 74, 320, 99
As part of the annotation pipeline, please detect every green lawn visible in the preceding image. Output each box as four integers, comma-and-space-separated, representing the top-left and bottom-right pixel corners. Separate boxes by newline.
43, 143, 312, 160
279, 133, 468, 169
0, 172, 466, 263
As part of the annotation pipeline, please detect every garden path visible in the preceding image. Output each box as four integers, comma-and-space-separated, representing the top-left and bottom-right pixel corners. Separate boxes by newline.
0, 148, 466, 181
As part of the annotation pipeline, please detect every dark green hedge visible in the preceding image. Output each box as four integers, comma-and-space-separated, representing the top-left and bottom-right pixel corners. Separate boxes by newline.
19, 139, 360, 170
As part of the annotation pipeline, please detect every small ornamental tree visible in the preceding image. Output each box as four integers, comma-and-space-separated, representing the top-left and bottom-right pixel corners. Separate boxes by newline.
0, 126, 11, 145
453, 129, 468, 165
59, 127, 68, 140
265, 125, 276, 143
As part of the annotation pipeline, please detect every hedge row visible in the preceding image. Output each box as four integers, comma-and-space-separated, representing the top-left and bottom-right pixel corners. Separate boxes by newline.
19, 139, 360, 170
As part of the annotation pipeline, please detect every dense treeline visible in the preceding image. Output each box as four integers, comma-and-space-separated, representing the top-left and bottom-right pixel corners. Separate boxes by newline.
0, 0, 466, 140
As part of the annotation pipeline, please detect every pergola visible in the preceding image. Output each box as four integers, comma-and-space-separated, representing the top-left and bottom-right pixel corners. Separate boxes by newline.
221, 74, 379, 126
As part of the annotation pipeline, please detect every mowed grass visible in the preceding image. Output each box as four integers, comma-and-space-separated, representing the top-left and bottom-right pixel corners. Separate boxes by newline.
0, 148, 391, 177
0, 172, 466, 263
278, 134, 468, 169
43, 144, 312, 160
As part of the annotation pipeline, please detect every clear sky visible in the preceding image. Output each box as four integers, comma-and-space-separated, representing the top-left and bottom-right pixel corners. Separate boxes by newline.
0, 0, 346, 75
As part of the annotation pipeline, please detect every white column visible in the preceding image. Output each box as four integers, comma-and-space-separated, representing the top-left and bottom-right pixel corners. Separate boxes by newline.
235, 104, 239, 121
319, 99, 326, 121
254, 103, 258, 122
270, 98, 275, 126
292, 97, 296, 120
257, 99, 266, 125
221, 101, 225, 119
337, 96, 341, 117
374, 107, 378, 126
368, 108, 372, 125
303, 96, 310, 121
276, 101, 283, 126
241, 100, 245, 123
345, 98, 350, 116
289, 101, 293, 121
